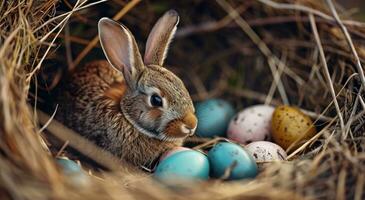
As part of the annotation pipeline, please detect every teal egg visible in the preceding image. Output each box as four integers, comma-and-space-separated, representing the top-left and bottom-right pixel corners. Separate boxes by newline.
56, 158, 82, 174
208, 142, 258, 180
195, 99, 235, 137
154, 150, 210, 182
56, 158, 89, 186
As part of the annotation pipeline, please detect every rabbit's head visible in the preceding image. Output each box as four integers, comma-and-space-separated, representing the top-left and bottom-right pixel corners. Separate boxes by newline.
98, 10, 197, 141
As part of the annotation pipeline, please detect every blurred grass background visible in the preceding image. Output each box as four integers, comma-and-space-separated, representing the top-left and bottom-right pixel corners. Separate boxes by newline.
338, 0, 365, 20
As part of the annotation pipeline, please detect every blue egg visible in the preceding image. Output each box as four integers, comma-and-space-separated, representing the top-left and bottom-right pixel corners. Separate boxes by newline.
154, 150, 210, 182
208, 142, 258, 180
56, 158, 89, 186
56, 158, 82, 174
195, 99, 235, 137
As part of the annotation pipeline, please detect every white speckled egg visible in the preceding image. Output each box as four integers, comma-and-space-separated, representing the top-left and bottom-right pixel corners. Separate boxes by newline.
227, 105, 275, 144
245, 141, 287, 162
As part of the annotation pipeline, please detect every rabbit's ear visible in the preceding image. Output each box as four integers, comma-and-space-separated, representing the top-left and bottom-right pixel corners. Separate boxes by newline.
98, 18, 144, 88
144, 10, 179, 66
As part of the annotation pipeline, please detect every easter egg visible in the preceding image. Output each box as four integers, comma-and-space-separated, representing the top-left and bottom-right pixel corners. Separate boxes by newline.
154, 150, 210, 182
245, 141, 287, 162
56, 157, 89, 186
227, 105, 274, 144
56, 158, 82, 175
195, 99, 235, 137
159, 147, 191, 162
208, 142, 258, 180
271, 105, 317, 150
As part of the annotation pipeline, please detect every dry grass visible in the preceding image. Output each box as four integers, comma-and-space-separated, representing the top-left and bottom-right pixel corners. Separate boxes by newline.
1, 0, 365, 199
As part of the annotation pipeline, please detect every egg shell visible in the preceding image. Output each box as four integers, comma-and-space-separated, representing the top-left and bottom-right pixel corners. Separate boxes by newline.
208, 142, 258, 180
271, 105, 317, 150
154, 150, 210, 182
159, 147, 191, 162
227, 105, 275, 144
56, 158, 82, 174
245, 141, 287, 162
56, 158, 89, 186
195, 99, 235, 137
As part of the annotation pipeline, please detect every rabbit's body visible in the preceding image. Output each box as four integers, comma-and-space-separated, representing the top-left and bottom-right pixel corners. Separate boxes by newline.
58, 61, 181, 166
57, 11, 196, 167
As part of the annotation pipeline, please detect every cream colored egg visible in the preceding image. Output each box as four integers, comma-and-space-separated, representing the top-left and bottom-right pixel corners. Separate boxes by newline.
245, 141, 287, 162
227, 105, 275, 144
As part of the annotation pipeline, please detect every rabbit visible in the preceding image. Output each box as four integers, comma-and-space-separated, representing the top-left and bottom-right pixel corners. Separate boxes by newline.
56, 10, 197, 167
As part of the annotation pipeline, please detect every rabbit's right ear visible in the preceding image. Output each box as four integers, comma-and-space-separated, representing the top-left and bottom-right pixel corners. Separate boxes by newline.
98, 18, 144, 89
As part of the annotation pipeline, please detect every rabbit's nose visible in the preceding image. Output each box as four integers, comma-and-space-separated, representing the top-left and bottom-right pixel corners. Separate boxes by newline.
181, 112, 197, 135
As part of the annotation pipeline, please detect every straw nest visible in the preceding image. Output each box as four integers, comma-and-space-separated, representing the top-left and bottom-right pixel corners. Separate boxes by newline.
1, 0, 365, 199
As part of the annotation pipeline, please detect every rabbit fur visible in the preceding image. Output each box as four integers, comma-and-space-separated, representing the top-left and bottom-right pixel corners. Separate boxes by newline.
57, 10, 197, 167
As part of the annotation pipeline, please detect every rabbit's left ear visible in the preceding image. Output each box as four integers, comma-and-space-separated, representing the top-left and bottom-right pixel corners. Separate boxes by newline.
98, 18, 145, 89
144, 10, 179, 66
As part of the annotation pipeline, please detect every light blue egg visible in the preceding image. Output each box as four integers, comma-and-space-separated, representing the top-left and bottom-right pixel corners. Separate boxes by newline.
208, 142, 258, 180
154, 150, 210, 182
56, 158, 82, 174
56, 158, 89, 186
195, 99, 235, 137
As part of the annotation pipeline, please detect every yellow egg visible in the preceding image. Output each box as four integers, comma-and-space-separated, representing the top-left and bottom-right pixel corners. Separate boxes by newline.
271, 106, 316, 150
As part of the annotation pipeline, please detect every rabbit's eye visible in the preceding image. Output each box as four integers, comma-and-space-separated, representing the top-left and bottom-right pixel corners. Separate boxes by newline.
150, 94, 163, 107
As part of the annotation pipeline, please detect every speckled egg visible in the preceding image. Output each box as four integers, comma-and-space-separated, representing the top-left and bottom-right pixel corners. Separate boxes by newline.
245, 141, 287, 162
195, 99, 235, 137
227, 105, 275, 144
154, 150, 210, 182
208, 142, 258, 180
159, 147, 191, 162
271, 105, 317, 150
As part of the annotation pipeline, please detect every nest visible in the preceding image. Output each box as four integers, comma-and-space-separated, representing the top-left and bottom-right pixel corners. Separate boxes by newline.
1, 0, 365, 199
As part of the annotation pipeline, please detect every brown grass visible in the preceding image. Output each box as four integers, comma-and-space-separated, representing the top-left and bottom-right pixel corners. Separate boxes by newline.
1, 0, 365, 199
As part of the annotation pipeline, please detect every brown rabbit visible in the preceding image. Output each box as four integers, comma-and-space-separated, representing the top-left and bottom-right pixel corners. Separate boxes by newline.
57, 10, 197, 167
